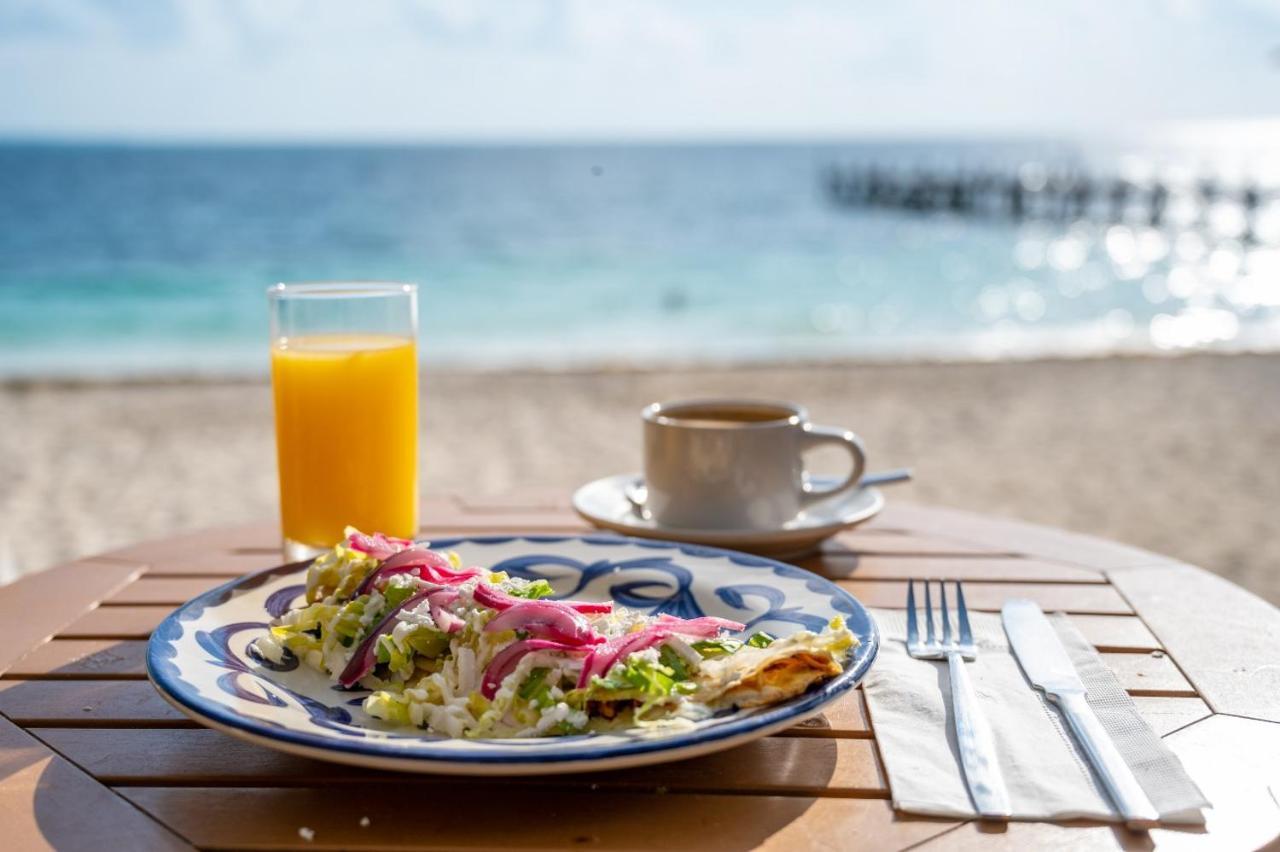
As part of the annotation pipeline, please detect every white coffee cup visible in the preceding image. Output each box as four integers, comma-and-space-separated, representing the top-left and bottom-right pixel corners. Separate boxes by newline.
639, 398, 867, 530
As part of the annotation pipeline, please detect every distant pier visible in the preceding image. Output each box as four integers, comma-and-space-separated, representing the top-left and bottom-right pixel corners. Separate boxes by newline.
824, 164, 1276, 240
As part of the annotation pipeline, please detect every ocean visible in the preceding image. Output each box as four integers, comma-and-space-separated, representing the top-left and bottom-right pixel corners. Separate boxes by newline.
1, 139, 1277, 378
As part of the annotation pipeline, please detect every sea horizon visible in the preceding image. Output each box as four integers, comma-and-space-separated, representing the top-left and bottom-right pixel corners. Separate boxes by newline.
3, 135, 1277, 380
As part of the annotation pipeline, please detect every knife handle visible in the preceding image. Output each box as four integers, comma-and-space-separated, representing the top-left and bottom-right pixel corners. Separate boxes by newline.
1054, 691, 1159, 827
947, 652, 1012, 818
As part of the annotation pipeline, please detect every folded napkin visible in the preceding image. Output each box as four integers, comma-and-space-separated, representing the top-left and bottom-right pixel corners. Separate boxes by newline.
862, 608, 1209, 823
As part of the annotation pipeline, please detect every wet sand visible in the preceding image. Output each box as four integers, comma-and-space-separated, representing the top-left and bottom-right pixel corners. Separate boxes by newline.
2, 352, 1277, 603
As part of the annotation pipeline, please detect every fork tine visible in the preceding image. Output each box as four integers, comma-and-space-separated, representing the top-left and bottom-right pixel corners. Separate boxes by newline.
956, 580, 974, 646
923, 579, 936, 646
906, 578, 916, 644
940, 580, 953, 645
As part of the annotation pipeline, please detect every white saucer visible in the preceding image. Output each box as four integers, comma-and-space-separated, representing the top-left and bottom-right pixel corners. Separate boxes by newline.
572, 473, 884, 559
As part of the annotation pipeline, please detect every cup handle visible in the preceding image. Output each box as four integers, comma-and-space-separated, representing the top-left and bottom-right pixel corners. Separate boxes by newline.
798, 425, 867, 506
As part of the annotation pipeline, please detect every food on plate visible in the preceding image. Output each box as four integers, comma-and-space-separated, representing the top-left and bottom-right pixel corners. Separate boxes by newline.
252, 529, 856, 738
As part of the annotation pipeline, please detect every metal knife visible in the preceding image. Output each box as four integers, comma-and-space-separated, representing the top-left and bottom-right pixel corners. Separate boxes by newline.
1001, 599, 1160, 827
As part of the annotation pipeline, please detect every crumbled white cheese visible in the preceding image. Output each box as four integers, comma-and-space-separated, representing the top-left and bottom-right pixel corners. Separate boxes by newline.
630, 646, 662, 665
252, 634, 287, 664
454, 646, 477, 695
357, 591, 386, 629
391, 619, 423, 644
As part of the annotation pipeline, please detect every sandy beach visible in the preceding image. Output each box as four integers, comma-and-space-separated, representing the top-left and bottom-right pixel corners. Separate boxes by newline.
2, 352, 1277, 604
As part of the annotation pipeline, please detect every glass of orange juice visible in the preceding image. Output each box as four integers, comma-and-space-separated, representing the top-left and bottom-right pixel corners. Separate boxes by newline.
268, 282, 419, 561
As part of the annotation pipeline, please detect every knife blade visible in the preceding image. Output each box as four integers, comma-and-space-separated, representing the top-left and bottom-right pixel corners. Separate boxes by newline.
1002, 599, 1160, 827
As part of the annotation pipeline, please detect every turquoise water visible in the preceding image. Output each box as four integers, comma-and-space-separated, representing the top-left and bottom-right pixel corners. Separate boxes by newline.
1, 141, 1277, 377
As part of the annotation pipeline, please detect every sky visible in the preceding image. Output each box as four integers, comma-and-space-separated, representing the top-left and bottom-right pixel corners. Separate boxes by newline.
3, 0, 1280, 142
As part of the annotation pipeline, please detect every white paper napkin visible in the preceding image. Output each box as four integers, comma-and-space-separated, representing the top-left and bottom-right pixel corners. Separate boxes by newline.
862, 608, 1209, 823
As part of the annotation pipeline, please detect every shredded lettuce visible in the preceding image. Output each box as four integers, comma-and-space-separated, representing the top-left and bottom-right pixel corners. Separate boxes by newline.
372, 625, 451, 681
364, 690, 413, 725
305, 542, 379, 603
506, 579, 556, 600
332, 596, 375, 646
382, 582, 416, 610
269, 624, 321, 657
466, 691, 491, 719
375, 634, 413, 674
265, 601, 337, 656
746, 631, 776, 648
406, 627, 449, 658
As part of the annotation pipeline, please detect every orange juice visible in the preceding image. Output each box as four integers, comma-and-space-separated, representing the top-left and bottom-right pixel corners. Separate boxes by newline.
271, 333, 418, 548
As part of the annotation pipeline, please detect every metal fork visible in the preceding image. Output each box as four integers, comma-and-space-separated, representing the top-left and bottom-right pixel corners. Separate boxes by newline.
907, 579, 1012, 819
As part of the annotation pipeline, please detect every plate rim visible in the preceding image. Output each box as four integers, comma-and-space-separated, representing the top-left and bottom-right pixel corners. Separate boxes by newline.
146, 532, 880, 771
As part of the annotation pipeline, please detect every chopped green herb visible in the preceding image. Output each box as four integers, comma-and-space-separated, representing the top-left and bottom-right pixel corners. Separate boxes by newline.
658, 644, 692, 681
590, 652, 696, 718
690, 637, 743, 658
746, 632, 776, 648
518, 667, 551, 700
518, 667, 555, 707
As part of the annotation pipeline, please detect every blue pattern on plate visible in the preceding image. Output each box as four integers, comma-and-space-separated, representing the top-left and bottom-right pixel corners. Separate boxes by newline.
147, 534, 879, 768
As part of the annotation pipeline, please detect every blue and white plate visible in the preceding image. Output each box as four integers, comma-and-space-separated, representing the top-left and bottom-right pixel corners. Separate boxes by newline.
148, 534, 879, 775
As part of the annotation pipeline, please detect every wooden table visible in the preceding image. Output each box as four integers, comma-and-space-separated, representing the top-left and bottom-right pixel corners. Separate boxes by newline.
2, 495, 1278, 851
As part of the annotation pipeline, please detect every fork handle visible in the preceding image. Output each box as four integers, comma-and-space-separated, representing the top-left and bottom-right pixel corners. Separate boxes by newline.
947, 651, 1012, 819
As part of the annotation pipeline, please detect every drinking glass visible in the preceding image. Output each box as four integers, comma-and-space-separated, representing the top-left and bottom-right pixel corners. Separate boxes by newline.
268, 282, 419, 561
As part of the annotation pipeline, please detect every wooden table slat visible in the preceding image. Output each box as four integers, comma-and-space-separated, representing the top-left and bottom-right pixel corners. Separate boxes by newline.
4, 639, 149, 679
98, 521, 281, 564
0, 716, 192, 851
801, 554, 1105, 583
873, 504, 1174, 571
119, 786, 958, 852
825, 529, 1016, 557
0, 559, 146, 677
1110, 564, 1280, 723
140, 551, 285, 577
1129, 696, 1213, 737
59, 605, 172, 639
1096, 652, 1196, 697
0, 681, 192, 727
839, 579, 1132, 614
103, 576, 228, 606
36, 728, 889, 797
1062, 614, 1161, 652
